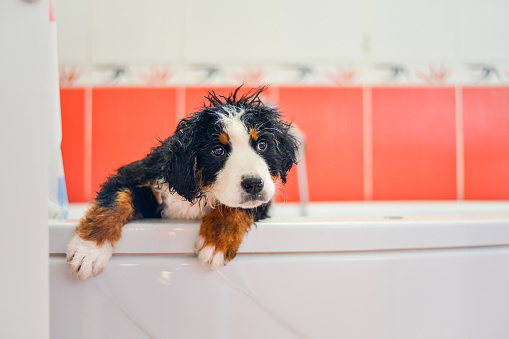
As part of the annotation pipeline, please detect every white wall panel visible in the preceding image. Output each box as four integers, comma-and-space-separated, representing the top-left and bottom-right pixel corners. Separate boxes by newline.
277, 0, 365, 63
53, 0, 89, 63
0, 1, 50, 338
458, 0, 509, 61
369, 0, 457, 62
183, 0, 278, 64
52, 0, 509, 81
91, 0, 184, 63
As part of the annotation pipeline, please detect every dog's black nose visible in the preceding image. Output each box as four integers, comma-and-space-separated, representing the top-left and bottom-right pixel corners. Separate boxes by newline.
241, 177, 264, 195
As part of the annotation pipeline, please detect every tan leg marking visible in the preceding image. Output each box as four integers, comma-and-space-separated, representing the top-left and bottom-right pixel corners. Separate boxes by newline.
76, 189, 134, 246
194, 205, 254, 269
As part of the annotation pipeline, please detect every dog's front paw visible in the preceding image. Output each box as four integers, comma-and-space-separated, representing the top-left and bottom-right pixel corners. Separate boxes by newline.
195, 206, 253, 270
66, 234, 113, 280
194, 236, 234, 270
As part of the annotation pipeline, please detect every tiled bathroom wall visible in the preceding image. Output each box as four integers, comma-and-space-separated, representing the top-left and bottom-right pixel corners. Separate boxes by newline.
54, 0, 509, 202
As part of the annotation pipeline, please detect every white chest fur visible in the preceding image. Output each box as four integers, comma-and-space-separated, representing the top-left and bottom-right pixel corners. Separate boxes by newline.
155, 183, 211, 220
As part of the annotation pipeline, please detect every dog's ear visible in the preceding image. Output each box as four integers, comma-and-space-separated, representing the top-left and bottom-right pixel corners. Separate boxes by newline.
276, 125, 299, 184
163, 120, 200, 202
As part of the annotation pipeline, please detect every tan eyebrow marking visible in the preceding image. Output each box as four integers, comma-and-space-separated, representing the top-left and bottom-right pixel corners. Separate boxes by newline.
249, 127, 259, 141
219, 133, 229, 145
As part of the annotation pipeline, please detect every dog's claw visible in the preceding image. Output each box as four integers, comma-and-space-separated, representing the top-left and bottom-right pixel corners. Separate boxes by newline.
66, 235, 113, 280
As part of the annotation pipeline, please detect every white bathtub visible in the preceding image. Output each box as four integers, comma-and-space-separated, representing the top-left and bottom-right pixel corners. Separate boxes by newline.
50, 201, 509, 339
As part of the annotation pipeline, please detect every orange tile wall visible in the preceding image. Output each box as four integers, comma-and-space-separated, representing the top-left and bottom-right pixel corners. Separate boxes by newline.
463, 87, 509, 199
371, 88, 457, 200
91, 88, 176, 196
60, 86, 509, 202
279, 87, 364, 201
61, 89, 86, 202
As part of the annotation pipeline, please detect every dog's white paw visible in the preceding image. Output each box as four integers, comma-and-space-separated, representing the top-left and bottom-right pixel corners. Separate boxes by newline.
194, 236, 227, 270
66, 234, 113, 280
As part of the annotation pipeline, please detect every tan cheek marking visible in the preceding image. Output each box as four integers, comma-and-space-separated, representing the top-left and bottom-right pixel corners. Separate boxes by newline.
151, 187, 163, 204
76, 189, 135, 246
198, 205, 254, 261
141, 181, 163, 205
196, 168, 208, 191
250, 128, 259, 141
219, 133, 229, 145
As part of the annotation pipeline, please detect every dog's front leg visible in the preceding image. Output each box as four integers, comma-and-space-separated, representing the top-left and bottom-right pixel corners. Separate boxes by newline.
194, 205, 254, 269
67, 189, 135, 279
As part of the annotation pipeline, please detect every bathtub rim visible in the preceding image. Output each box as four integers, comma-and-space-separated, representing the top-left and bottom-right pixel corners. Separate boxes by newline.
50, 201, 509, 256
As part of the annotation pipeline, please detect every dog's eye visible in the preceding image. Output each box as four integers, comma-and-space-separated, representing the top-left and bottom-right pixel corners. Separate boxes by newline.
211, 146, 225, 156
257, 140, 267, 151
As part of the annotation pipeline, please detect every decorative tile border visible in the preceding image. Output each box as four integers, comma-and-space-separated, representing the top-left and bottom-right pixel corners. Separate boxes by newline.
59, 63, 509, 88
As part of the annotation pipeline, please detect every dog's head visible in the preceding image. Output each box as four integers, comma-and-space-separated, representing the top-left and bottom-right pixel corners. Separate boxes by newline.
163, 86, 298, 208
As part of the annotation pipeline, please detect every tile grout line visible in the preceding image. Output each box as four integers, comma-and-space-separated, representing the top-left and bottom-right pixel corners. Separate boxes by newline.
84, 0, 93, 201
175, 86, 186, 124
83, 86, 93, 201
453, 0, 465, 201
455, 85, 465, 200
268, 85, 280, 106
363, 86, 373, 200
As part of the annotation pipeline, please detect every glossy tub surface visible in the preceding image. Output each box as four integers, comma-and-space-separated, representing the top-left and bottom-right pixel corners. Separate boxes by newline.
50, 202, 509, 339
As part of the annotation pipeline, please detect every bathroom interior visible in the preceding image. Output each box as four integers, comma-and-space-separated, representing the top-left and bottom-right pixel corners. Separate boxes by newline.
1, 0, 509, 338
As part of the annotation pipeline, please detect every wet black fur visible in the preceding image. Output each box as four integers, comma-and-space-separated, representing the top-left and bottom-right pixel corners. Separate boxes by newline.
94, 86, 299, 222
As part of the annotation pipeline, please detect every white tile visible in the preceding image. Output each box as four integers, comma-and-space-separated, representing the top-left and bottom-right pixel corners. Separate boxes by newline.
458, 0, 509, 61
276, 0, 365, 63
53, 0, 89, 63
183, 0, 278, 64
91, 0, 183, 64
369, 0, 457, 62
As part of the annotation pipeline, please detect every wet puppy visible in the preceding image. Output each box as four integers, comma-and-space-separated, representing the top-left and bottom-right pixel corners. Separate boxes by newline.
67, 86, 298, 279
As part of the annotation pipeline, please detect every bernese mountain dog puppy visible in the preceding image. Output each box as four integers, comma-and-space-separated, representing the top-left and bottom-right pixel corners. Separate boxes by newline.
67, 86, 298, 279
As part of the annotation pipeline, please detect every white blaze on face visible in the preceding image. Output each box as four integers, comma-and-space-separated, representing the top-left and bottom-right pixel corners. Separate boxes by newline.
211, 108, 275, 208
